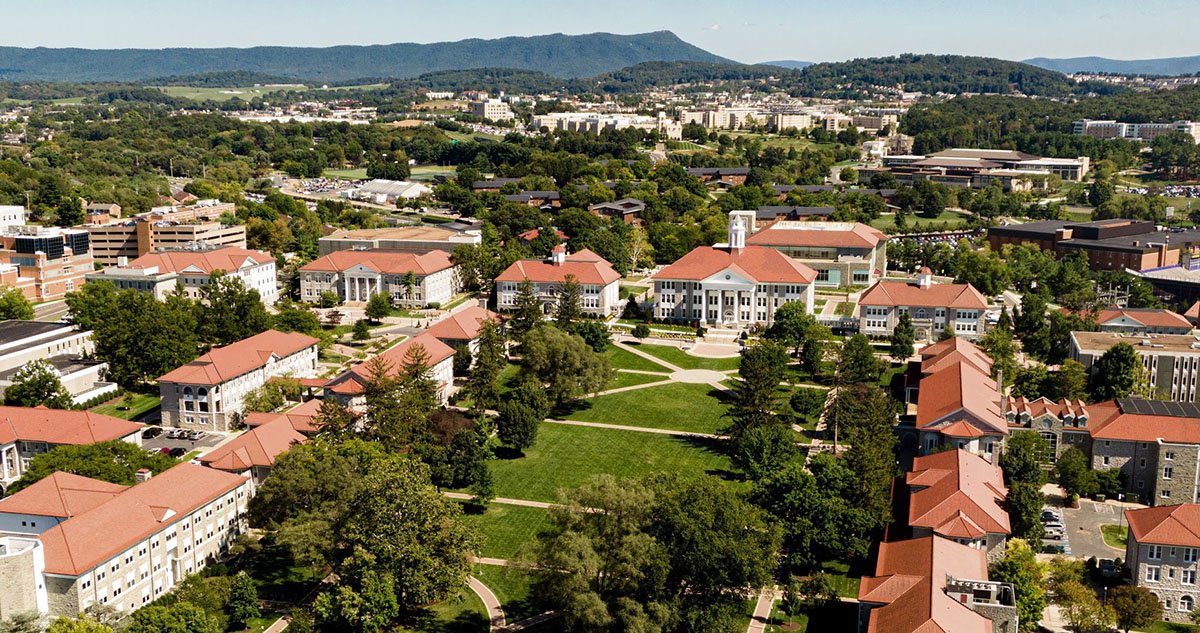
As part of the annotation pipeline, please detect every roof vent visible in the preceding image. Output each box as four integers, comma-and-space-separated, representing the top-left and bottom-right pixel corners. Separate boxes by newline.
135, 468, 153, 483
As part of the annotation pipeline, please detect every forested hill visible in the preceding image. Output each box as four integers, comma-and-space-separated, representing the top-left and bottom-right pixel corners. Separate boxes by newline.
1024, 55, 1200, 76
0, 31, 731, 83
789, 54, 1119, 97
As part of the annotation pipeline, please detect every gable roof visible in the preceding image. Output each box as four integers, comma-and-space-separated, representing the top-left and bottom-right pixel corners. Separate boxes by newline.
1005, 396, 1089, 428
907, 450, 1010, 539
859, 280, 988, 310
299, 249, 454, 276
1088, 399, 1200, 444
858, 536, 993, 633
244, 398, 325, 434
324, 333, 455, 396
0, 407, 143, 446
916, 361, 1006, 436
156, 330, 318, 386
1126, 504, 1200, 547
919, 338, 993, 376
27, 464, 248, 576
653, 245, 817, 284
425, 306, 502, 343
746, 221, 887, 249
0, 472, 126, 519
201, 415, 305, 472
1093, 307, 1192, 330
495, 251, 620, 286
129, 247, 273, 275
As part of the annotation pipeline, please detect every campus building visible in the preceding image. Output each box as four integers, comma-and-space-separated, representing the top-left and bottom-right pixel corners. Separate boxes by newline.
987, 218, 1200, 272
1004, 396, 1092, 464
299, 249, 458, 306
424, 305, 503, 355
1088, 307, 1194, 335
743, 219, 888, 288
1125, 504, 1200, 622
104, 247, 278, 305
496, 247, 621, 318
0, 407, 143, 492
1075, 119, 1200, 143
912, 341, 1007, 464
651, 215, 817, 328
469, 99, 515, 121
857, 269, 989, 342
0, 320, 116, 406
0, 464, 251, 618
906, 449, 1010, 560
318, 225, 481, 256
1069, 331, 1200, 403
1087, 398, 1200, 505
587, 198, 645, 225
158, 330, 320, 432
0, 226, 93, 301
323, 333, 455, 406
199, 414, 306, 487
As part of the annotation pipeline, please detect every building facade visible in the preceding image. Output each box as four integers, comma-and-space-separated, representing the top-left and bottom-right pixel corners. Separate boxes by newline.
1125, 504, 1200, 622
744, 219, 888, 288
85, 220, 246, 267
0, 407, 143, 492
1005, 397, 1092, 464
318, 225, 481, 256
1070, 331, 1200, 403
0, 226, 93, 301
300, 249, 457, 306
987, 218, 1200, 273
495, 248, 621, 317
158, 330, 320, 432
0, 321, 116, 405
1087, 398, 1200, 506
118, 247, 278, 305
857, 270, 989, 341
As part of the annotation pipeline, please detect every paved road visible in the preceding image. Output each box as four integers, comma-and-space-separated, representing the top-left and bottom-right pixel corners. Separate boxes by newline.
1062, 499, 1128, 561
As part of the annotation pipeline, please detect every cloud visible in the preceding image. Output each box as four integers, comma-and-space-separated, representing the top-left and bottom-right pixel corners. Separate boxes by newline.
705, 24, 720, 31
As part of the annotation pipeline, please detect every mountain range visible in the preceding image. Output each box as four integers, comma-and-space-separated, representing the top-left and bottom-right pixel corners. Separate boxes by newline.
0, 31, 731, 83
1023, 55, 1200, 76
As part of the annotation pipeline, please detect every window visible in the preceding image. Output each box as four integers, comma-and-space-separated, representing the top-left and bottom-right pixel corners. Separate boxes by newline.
1166, 451, 1176, 461
1165, 466, 1174, 480
1186, 548, 1198, 563
1146, 566, 1161, 582
1150, 545, 1164, 560
1162, 490, 1172, 499
1182, 596, 1195, 612
1185, 570, 1197, 585
1039, 432, 1059, 464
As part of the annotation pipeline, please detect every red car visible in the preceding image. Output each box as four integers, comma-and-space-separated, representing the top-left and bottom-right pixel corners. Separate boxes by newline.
158, 447, 171, 455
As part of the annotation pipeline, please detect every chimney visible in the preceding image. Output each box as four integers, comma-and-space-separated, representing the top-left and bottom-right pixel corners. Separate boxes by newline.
550, 244, 566, 265
135, 468, 153, 483
916, 266, 933, 288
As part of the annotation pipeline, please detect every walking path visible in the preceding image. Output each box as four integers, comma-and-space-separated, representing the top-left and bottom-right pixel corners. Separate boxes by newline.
467, 575, 506, 630
615, 340, 684, 372
443, 492, 556, 509
746, 588, 779, 633
546, 418, 721, 439
262, 617, 289, 633
498, 612, 561, 632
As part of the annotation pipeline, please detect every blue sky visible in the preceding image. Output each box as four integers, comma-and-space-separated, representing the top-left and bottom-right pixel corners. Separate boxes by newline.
9, 0, 1199, 62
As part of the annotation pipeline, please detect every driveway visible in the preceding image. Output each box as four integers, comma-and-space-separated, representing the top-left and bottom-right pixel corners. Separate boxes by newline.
142, 430, 226, 456
1061, 499, 1128, 561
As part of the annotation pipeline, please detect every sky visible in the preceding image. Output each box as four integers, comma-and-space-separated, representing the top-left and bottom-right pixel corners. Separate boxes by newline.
7, 0, 1199, 63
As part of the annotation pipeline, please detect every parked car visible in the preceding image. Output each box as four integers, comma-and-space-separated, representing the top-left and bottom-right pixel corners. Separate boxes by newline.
142, 427, 162, 439
165, 428, 181, 439
1041, 510, 1061, 521
1045, 528, 1065, 540
1043, 521, 1066, 531
169, 447, 187, 458
187, 430, 204, 441
158, 447, 172, 455
1099, 559, 1120, 578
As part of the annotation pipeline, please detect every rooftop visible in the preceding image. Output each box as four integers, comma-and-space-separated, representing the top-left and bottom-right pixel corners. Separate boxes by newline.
300, 249, 454, 276
1070, 331, 1200, 355
496, 250, 621, 286
128, 247, 274, 275
746, 221, 887, 249
424, 306, 502, 343
201, 415, 305, 472
0, 406, 143, 446
859, 280, 988, 310
654, 245, 817, 284
1126, 504, 1200, 548
157, 330, 319, 386
907, 449, 1010, 540
858, 536, 994, 633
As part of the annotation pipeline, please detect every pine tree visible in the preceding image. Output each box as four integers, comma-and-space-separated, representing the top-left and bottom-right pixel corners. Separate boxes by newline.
889, 313, 915, 360
509, 279, 543, 340
466, 319, 506, 412
554, 274, 583, 330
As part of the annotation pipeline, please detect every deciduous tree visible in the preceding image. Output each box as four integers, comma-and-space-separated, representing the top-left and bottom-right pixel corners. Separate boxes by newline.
1107, 585, 1161, 633
4, 359, 71, 408
518, 325, 611, 406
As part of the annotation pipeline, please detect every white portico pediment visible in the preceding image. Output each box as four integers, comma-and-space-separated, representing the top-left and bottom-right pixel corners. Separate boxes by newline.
701, 267, 756, 290
344, 263, 381, 276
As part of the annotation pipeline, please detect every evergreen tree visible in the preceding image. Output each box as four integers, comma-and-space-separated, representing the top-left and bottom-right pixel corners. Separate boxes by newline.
554, 274, 583, 329
889, 313, 915, 360
509, 279, 543, 340
466, 318, 506, 412
835, 334, 881, 385
352, 319, 371, 341
726, 340, 789, 442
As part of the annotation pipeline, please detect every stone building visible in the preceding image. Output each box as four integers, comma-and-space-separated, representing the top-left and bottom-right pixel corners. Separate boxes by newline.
1004, 397, 1092, 464
857, 269, 989, 342
299, 249, 458, 307
1088, 398, 1200, 505
1125, 504, 1200, 622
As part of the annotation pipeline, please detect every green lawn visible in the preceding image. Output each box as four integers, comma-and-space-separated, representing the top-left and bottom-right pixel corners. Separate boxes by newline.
615, 318, 695, 333
473, 566, 547, 622
461, 504, 551, 561
628, 342, 742, 372
821, 560, 863, 599
90, 393, 161, 420
607, 371, 671, 390
1101, 524, 1128, 550
324, 167, 368, 179
397, 585, 488, 633
1141, 623, 1200, 633
834, 302, 855, 316
604, 344, 672, 373
242, 613, 284, 633
559, 382, 729, 435
482, 423, 736, 503
870, 210, 970, 231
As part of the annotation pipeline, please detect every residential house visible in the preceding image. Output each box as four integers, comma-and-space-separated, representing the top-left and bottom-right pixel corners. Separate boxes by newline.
1005, 396, 1092, 464
115, 247, 278, 305
587, 198, 645, 225
857, 536, 1018, 633
857, 269, 989, 341
1069, 331, 1200, 403
158, 330, 320, 432
299, 249, 457, 306
651, 215, 817, 328
0, 321, 115, 405
0, 408, 143, 492
1088, 398, 1200, 505
906, 449, 1010, 559
323, 333, 456, 406
495, 247, 621, 317
0, 464, 251, 618
1125, 504, 1200, 621
744, 220, 888, 288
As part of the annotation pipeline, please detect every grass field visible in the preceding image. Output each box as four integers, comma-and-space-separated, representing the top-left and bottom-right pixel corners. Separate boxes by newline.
90, 393, 161, 420
1141, 623, 1200, 633
1101, 524, 1128, 550
462, 504, 551, 560
410, 165, 458, 182
398, 585, 487, 633
472, 566, 548, 623
870, 210, 970, 231
607, 371, 671, 390
157, 83, 387, 102
323, 167, 368, 179
604, 344, 672, 373
560, 382, 729, 435
482, 423, 736, 503
628, 342, 742, 372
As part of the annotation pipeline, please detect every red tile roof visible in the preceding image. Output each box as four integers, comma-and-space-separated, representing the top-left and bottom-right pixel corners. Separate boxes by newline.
129, 247, 274, 275
1005, 396, 1089, 428
299, 249, 454, 276
1088, 400, 1200, 444
324, 333, 455, 396
25, 464, 248, 575
425, 306, 502, 343
201, 415, 305, 472
907, 450, 1010, 539
157, 330, 318, 386
653, 245, 817, 284
746, 221, 886, 249
496, 251, 620, 286
1093, 307, 1192, 330
916, 361, 1006, 436
244, 398, 324, 434
859, 280, 987, 310
858, 536, 993, 633
0, 472, 125, 518
1186, 300, 1200, 324
1126, 504, 1200, 547
0, 407, 143, 446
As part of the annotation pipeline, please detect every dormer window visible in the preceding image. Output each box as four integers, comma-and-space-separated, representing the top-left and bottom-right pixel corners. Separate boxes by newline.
1020, 412, 1030, 423
1006, 412, 1015, 422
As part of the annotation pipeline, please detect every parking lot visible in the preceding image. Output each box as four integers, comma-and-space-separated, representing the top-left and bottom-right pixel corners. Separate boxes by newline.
141, 427, 226, 458
1061, 499, 1131, 561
